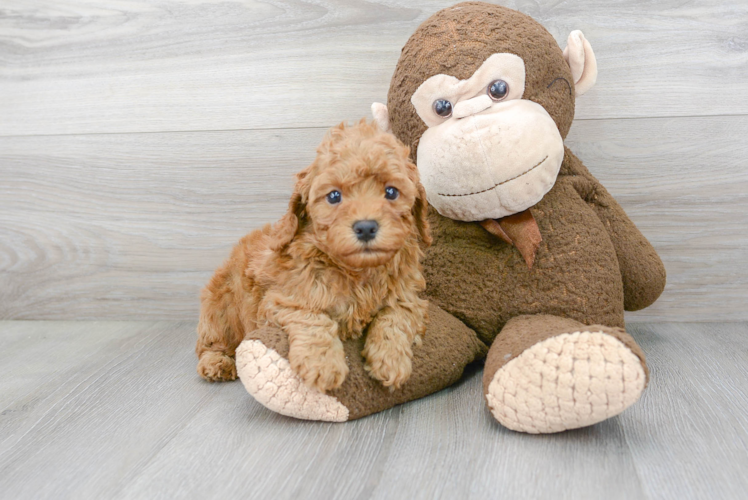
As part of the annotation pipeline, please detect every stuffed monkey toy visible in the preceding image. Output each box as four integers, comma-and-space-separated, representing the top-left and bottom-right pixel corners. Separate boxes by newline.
234, 2, 666, 433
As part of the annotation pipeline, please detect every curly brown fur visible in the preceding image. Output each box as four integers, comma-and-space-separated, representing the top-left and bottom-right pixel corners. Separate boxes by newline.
196, 120, 431, 392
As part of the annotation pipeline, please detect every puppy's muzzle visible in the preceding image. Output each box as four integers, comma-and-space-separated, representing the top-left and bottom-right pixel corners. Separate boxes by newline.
353, 220, 379, 242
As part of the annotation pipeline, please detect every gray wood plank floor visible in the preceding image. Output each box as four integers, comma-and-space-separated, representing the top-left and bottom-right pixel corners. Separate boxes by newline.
0, 321, 746, 500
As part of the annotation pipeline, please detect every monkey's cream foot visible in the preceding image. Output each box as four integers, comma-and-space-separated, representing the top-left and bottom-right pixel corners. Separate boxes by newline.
483, 315, 648, 434
236, 337, 349, 422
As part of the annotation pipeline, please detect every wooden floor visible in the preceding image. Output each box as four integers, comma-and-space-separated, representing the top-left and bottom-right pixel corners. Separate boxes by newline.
0, 321, 746, 500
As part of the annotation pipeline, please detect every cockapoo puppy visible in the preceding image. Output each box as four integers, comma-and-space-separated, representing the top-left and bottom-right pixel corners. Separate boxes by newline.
196, 120, 432, 392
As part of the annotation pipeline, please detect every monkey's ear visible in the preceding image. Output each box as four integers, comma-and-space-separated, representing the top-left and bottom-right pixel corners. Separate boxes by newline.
371, 103, 392, 133
269, 171, 308, 251
563, 30, 597, 96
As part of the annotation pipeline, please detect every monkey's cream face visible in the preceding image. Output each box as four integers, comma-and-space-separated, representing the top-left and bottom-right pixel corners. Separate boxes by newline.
411, 53, 565, 221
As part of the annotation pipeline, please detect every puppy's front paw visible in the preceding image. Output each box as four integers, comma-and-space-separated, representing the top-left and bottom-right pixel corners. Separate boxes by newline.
290, 340, 349, 393
363, 339, 413, 390
197, 351, 237, 382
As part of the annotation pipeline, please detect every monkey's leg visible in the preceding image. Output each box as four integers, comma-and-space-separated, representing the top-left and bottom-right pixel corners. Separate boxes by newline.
483, 314, 649, 434
235, 303, 487, 422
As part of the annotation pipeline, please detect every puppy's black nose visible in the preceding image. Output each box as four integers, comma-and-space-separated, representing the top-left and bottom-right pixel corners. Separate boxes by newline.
353, 220, 379, 242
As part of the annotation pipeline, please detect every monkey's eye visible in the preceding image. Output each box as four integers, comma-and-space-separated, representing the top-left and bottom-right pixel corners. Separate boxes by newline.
432, 99, 453, 118
326, 190, 342, 204
384, 186, 399, 200
488, 80, 509, 101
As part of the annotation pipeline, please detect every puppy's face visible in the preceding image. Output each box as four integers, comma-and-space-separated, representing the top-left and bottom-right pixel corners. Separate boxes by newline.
298, 122, 429, 268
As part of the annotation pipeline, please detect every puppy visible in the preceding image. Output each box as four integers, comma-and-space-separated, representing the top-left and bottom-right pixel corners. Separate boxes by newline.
196, 120, 432, 393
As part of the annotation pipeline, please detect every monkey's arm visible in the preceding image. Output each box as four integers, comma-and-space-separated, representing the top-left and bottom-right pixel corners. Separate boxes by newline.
564, 148, 666, 311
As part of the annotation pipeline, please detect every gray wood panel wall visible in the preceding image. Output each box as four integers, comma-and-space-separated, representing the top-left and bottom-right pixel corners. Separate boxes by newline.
2, 0, 747, 321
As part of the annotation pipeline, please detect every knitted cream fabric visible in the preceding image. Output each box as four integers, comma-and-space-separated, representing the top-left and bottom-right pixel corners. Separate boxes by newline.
486, 331, 645, 433
236, 340, 349, 422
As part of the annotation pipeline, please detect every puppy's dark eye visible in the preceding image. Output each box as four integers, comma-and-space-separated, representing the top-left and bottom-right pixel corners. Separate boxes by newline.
488, 80, 509, 101
384, 186, 399, 200
433, 99, 452, 117
326, 190, 342, 204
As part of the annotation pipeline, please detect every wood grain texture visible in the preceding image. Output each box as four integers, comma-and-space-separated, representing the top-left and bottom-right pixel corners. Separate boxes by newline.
0, 321, 746, 499
2, 115, 747, 321
1, 0, 747, 136
622, 323, 748, 499
0, 127, 326, 319
566, 115, 748, 322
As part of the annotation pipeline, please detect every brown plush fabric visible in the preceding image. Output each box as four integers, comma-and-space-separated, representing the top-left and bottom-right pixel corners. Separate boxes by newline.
388, 1, 576, 163
245, 326, 290, 357
246, 303, 487, 420
423, 149, 619, 345
421, 146, 667, 346
482, 314, 649, 398
561, 149, 667, 311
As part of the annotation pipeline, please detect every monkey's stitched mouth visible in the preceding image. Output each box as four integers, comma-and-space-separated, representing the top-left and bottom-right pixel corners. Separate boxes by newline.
437, 156, 548, 197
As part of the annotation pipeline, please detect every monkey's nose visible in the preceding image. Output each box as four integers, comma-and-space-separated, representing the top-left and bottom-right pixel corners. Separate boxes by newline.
452, 94, 493, 119
353, 220, 379, 242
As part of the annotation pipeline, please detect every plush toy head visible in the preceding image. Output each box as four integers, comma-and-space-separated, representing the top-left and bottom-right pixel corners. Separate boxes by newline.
372, 1, 596, 222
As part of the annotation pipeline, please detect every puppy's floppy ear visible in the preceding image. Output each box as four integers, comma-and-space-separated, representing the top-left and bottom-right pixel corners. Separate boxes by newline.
269, 170, 309, 251
398, 147, 432, 248
413, 180, 432, 247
